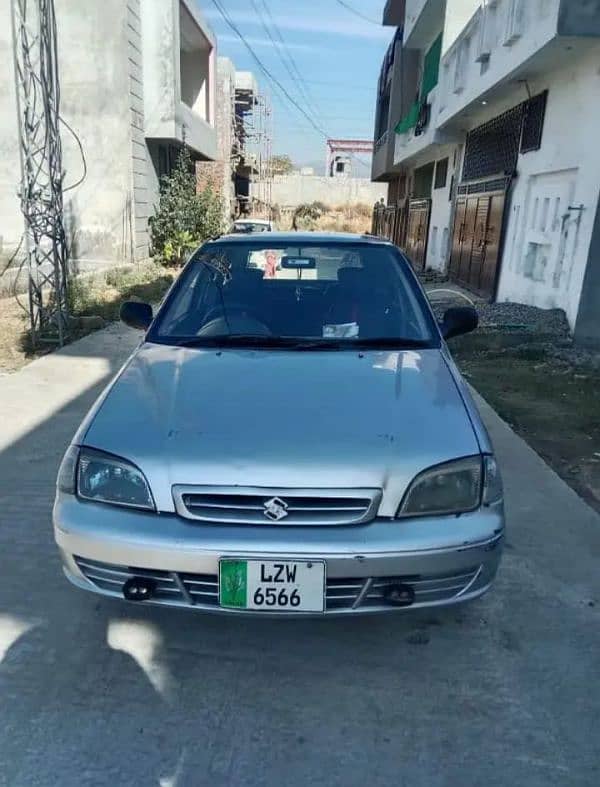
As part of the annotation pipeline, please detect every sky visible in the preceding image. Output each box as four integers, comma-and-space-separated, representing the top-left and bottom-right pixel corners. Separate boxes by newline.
200, 0, 393, 175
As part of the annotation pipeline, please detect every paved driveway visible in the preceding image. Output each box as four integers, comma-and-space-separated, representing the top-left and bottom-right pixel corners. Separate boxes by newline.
0, 324, 598, 786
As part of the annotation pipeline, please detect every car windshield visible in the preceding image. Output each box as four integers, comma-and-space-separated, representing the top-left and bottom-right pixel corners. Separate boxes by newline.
150, 241, 438, 348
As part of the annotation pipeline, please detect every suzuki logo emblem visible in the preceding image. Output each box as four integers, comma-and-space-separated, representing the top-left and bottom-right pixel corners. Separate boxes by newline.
263, 497, 289, 521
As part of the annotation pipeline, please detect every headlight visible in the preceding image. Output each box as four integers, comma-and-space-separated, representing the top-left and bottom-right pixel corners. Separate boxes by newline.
398, 456, 483, 518
77, 448, 155, 510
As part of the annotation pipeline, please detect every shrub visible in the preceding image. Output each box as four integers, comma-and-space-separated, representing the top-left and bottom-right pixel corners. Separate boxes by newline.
148, 148, 224, 266
292, 201, 330, 230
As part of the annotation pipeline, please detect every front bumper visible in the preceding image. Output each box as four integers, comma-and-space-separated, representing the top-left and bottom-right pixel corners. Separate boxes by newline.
54, 495, 504, 616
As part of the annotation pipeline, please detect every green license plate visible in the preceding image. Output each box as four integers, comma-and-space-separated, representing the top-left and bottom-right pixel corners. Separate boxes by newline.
219, 559, 325, 612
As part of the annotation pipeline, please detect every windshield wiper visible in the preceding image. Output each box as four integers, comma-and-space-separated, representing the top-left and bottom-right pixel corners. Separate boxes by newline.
342, 337, 431, 349
174, 335, 305, 349
172, 335, 431, 350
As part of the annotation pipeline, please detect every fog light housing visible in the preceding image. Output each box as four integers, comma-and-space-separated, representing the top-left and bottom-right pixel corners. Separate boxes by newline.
384, 584, 415, 607
123, 577, 156, 601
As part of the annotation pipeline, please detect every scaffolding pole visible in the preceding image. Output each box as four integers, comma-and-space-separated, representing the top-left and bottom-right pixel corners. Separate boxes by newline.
11, 0, 69, 348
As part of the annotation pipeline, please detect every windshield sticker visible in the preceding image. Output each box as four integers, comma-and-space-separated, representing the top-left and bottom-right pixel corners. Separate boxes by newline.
247, 250, 281, 278
323, 322, 359, 339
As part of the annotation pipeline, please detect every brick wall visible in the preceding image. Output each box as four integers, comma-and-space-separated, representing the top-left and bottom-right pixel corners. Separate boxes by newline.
196, 161, 227, 196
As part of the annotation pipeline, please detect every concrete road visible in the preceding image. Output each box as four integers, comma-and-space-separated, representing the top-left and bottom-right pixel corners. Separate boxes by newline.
0, 324, 598, 787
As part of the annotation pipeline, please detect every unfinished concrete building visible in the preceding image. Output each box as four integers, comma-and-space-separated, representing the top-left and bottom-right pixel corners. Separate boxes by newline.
0, 0, 217, 284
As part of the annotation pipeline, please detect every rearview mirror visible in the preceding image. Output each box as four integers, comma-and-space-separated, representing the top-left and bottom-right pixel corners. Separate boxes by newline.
281, 256, 316, 269
441, 306, 478, 340
120, 301, 153, 331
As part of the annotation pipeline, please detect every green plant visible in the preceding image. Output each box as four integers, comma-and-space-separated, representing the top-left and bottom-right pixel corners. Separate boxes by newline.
163, 230, 196, 268
148, 147, 224, 266
67, 262, 175, 322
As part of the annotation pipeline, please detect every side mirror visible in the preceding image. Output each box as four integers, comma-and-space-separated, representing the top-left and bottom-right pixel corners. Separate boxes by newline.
441, 306, 478, 340
120, 301, 153, 331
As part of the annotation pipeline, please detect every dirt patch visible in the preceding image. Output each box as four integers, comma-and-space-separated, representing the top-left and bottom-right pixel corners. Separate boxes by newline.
0, 297, 37, 374
0, 262, 176, 375
449, 326, 600, 514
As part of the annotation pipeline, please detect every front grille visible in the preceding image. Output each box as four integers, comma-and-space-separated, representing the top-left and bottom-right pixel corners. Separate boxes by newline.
172, 486, 381, 526
75, 557, 482, 612
326, 568, 481, 610
75, 557, 219, 606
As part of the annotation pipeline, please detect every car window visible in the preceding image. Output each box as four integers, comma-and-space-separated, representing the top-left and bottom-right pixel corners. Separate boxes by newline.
152, 242, 437, 346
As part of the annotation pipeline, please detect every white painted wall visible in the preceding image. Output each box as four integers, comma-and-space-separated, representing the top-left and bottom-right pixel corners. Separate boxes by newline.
404, 0, 446, 47
426, 144, 459, 271
437, 0, 561, 125
400, 143, 459, 271
263, 175, 388, 209
442, 0, 480, 54
496, 43, 600, 328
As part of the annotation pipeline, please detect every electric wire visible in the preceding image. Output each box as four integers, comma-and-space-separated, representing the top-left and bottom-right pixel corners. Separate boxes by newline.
334, 0, 380, 25
210, 0, 371, 169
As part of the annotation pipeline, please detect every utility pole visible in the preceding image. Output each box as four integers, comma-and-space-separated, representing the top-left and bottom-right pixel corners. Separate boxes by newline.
11, 0, 69, 348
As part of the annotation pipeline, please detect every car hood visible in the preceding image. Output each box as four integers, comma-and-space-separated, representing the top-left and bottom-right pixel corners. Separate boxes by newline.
83, 343, 481, 515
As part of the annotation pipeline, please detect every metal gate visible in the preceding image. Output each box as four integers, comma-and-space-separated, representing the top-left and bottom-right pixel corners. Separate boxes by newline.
449, 179, 509, 299
405, 199, 431, 271
371, 199, 409, 250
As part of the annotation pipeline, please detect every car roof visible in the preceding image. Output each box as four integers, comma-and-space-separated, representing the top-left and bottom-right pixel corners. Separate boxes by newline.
233, 218, 270, 224
210, 231, 394, 245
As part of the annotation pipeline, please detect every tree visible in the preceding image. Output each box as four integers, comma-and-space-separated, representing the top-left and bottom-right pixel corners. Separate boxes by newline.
269, 154, 294, 176
148, 148, 224, 266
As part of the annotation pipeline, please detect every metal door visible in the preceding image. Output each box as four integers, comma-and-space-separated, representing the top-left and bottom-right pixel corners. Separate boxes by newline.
457, 198, 478, 286
405, 199, 431, 271
449, 198, 466, 279
449, 180, 509, 300
479, 193, 505, 297
468, 196, 491, 294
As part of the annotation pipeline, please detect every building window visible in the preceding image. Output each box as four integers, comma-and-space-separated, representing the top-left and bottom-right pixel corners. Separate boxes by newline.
413, 162, 435, 199
453, 35, 471, 94
476, 0, 499, 63
158, 145, 169, 178
434, 158, 449, 189
179, 1, 211, 121
520, 90, 548, 153
504, 0, 526, 46
462, 103, 524, 181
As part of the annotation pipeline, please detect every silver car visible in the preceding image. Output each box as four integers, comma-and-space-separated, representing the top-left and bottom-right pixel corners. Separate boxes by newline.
54, 232, 504, 616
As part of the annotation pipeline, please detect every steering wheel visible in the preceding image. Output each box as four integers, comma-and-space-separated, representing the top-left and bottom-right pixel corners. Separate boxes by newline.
199, 304, 271, 335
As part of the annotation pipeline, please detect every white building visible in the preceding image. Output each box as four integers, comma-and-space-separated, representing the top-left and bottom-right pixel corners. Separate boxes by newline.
0, 0, 217, 280
373, 0, 600, 344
